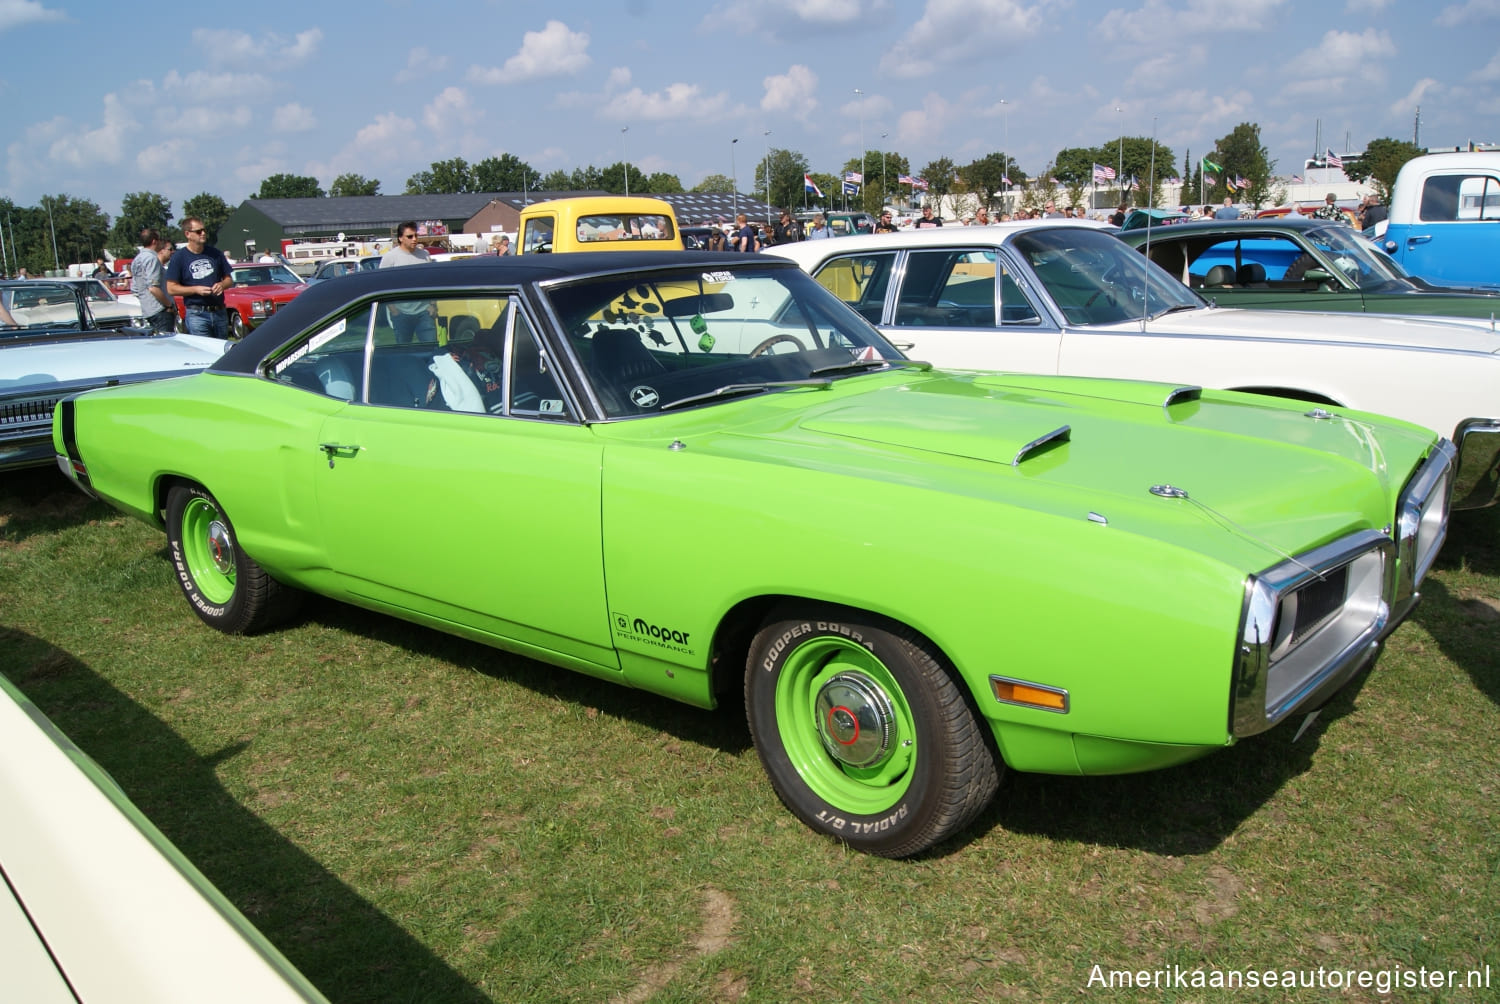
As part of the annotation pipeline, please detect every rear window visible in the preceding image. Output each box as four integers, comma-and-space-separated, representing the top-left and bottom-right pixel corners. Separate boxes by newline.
1419, 174, 1500, 221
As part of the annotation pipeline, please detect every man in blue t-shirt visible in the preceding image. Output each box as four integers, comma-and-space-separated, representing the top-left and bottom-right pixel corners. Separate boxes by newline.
165, 216, 234, 339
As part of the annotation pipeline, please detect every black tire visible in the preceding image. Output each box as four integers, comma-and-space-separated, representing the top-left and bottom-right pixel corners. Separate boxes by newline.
1283, 253, 1319, 282
745, 603, 1000, 857
165, 485, 300, 634
229, 312, 247, 340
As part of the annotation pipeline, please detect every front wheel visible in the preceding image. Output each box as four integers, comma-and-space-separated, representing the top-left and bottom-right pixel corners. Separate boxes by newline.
746, 604, 1000, 857
165, 485, 300, 634
229, 312, 247, 340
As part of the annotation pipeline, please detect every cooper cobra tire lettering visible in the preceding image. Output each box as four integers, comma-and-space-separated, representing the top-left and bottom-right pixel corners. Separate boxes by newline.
164, 485, 302, 635
746, 602, 1001, 858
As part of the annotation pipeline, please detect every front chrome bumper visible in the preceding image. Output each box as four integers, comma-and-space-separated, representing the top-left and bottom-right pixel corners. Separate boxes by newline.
1452, 418, 1500, 510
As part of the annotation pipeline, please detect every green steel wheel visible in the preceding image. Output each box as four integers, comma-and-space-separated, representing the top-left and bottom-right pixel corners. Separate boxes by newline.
746, 604, 1000, 857
165, 485, 299, 634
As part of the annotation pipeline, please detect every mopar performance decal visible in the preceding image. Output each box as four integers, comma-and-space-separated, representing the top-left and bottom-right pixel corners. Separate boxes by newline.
612, 611, 694, 654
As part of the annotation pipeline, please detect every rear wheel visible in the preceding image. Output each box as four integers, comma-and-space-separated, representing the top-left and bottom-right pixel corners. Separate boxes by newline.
165, 485, 299, 634
229, 312, 247, 340
745, 604, 1000, 857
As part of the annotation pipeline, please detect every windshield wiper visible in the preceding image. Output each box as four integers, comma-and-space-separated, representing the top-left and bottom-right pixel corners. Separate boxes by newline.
658, 378, 833, 412
809, 357, 933, 377
1148, 303, 1201, 320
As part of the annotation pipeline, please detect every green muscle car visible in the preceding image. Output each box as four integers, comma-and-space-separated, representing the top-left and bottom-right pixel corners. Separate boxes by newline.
54, 251, 1455, 857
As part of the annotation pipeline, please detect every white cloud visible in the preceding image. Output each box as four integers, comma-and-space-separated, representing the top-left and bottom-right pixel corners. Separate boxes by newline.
158, 105, 252, 136
423, 86, 481, 136
1474, 51, 1500, 81
1126, 45, 1207, 90
1435, 0, 1500, 26
1101, 0, 1287, 44
1389, 77, 1440, 116
0, 0, 65, 32
45, 94, 137, 167
468, 20, 590, 84
599, 81, 731, 121
161, 69, 272, 102
136, 137, 193, 174
188, 27, 322, 66
1344, 0, 1392, 10
762, 65, 819, 123
396, 46, 450, 84
705, 0, 875, 34
895, 92, 960, 153
1276, 28, 1395, 99
881, 0, 1045, 78
272, 103, 316, 132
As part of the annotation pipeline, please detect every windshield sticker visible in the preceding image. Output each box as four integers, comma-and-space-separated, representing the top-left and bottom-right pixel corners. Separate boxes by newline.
701, 270, 735, 283
856, 344, 884, 361
273, 318, 349, 375
629, 385, 660, 409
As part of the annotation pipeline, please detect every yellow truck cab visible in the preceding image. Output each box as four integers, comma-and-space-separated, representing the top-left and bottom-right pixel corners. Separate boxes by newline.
517, 196, 683, 254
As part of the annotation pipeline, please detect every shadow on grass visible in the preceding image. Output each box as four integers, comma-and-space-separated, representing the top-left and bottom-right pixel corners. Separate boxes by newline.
1438, 502, 1500, 578
942, 663, 1377, 859
0, 466, 115, 543
0, 626, 490, 1004
1421, 504, 1500, 708
292, 594, 755, 757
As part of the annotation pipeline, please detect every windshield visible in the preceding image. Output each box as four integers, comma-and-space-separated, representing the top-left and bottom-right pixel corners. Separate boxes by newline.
1010, 227, 1202, 325
543, 264, 904, 418
1302, 225, 1402, 290
1, 281, 84, 332
233, 264, 302, 285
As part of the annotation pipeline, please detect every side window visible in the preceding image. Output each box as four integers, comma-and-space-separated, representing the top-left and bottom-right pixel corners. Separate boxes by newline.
509, 310, 569, 419
522, 216, 555, 253
895, 250, 1032, 328
1416, 175, 1500, 221
811, 252, 895, 323
365, 296, 502, 411
271, 305, 371, 401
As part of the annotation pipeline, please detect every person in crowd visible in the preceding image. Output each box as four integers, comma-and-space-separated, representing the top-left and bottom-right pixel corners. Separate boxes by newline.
130, 228, 176, 334
1214, 197, 1240, 220
874, 210, 898, 233
1042, 201, 1066, 218
732, 214, 759, 252
706, 227, 728, 250
15, 267, 29, 279
1076, 206, 1090, 220
970, 207, 991, 225
165, 217, 234, 339
1312, 192, 1344, 221
806, 214, 833, 239
772, 210, 802, 244
91, 256, 111, 279
1359, 195, 1388, 230
915, 205, 943, 228
1109, 203, 1128, 226
379, 221, 438, 343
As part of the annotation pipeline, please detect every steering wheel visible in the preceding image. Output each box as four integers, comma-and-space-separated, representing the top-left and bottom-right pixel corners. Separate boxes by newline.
749, 334, 807, 357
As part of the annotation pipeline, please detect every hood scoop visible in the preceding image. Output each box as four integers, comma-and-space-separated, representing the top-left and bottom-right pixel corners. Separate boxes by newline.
1012, 425, 1071, 466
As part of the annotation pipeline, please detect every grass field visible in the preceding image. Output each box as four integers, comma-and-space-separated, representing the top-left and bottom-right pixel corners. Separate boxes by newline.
2, 466, 1496, 1003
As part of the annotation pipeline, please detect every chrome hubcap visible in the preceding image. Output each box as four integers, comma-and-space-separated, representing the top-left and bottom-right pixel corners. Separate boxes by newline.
814, 672, 896, 768
206, 520, 234, 575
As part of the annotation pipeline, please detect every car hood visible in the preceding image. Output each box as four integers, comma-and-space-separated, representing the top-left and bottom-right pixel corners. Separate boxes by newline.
0, 334, 226, 389
1138, 305, 1500, 353
233, 282, 304, 296
649, 370, 1435, 568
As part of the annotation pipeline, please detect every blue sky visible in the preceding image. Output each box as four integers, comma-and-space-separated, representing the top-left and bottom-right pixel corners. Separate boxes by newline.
3, 0, 1497, 216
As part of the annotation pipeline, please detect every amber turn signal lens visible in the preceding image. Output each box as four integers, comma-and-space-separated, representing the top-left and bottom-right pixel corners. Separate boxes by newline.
991, 678, 1068, 712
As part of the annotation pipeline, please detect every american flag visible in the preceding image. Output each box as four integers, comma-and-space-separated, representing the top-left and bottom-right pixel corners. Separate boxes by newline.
911, 177, 929, 191
1164, 176, 1182, 186
1001, 175, 1012, 185
1236, 176, 1250, 190
897, 173, 914, 185
1290, 174, 1303, 183
1092, 163, 1116, 182
844, 171, 864, 184
1325, 149, 1343, 169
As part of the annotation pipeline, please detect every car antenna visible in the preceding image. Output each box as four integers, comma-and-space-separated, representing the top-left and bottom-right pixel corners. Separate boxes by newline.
1141, 116, 1158, 330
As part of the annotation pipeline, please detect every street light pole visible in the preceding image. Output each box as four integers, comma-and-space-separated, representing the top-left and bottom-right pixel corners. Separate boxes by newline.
1000, 98, 1009, 215
43, 196, 59, 272
621, 126, 630, 197
880, 131, 888, 210
762, 129, 771, 224
731, 138, 739, 219
854, 88, 865, 213
1115, 105, 1124, 206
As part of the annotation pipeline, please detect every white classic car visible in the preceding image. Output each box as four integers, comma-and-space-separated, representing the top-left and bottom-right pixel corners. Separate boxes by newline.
769, 223, 1500, 510
1, 279, 226, 470
0, 672, 327, 1002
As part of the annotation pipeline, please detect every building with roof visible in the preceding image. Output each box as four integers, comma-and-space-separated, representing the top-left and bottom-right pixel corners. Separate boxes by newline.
220, 191, 777, 260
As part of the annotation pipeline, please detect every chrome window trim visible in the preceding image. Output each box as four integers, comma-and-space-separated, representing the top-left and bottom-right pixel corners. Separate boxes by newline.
1232, 528, 1393, 738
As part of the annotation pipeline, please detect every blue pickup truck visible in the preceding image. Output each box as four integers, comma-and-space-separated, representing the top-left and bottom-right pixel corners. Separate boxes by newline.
1381, 152, 1500, 289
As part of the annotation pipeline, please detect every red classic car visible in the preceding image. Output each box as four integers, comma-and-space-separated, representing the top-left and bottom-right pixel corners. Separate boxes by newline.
175, 262, 307, 339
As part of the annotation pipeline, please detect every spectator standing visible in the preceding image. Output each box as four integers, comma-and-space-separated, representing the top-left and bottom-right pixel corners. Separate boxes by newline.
1042, 201, 1066, 219
970, 207, 991, 226
1360, 195, 1388, 230
16, 267, 28, 279
1311, 193, 1343, 221
874, 210, 898, 233
706, 228, 728, 251
379, 221, 437, 343
772, 210, 802, 244
166, 217, 234, 339
91, 256, 111, 279
1109, 203, 1127, 227
806, 214, 833, 239
1214, 197, 1240, 220
130, 228, 176, 334
732, 214, 759, 252
915, 205, 943, 228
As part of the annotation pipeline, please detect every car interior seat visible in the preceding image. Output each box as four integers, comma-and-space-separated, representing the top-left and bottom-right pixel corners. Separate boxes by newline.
1204, 265, 1236, 288
1236, 263, 1268, 287
591, 326, 664, 385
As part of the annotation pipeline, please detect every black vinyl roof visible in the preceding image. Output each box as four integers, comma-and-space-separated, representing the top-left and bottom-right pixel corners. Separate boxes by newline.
214, 250, 782, 373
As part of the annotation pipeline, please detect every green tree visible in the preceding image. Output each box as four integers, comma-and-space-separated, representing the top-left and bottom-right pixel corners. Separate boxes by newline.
566, 166, 605, 190
109, 191, 173, 255
858, 150, 909, 213
539, 169, 572, 191
760, 148, 811, 213
599, 161, 646, 195
182, 193, 231, 246
1097, 137, 1175, 206
692, 173, 735, 194
1052, 147, 1099, 185
1207, 122, 1272, 206
961, 152, 1012, 212
329, 173, 380, 198
1344, 137, 1422, 202
255, 173, 324, 199
25, 194, 111, 272
406, 158, 475, 195
473, 154, 534, 192
644, 172, 683, 194
918, 157, 958, 211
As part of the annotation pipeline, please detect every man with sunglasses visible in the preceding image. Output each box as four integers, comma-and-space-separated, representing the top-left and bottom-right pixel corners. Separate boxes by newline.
379, 221, 438, 343
165, 217, 234, 339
